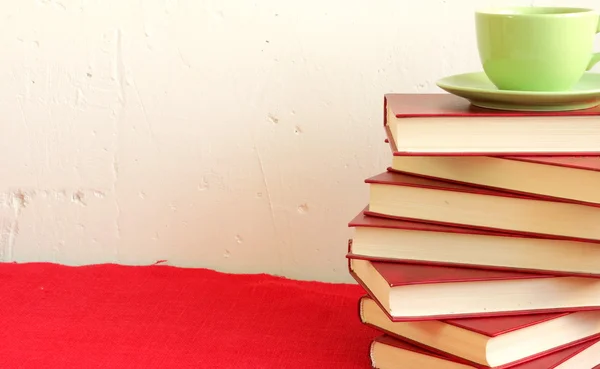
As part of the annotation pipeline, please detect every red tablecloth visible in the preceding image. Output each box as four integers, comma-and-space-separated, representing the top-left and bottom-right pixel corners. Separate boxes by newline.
0, 262, 375, 368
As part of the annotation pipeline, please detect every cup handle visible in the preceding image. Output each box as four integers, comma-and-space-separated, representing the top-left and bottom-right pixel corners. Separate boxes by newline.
587, 19, 600, 70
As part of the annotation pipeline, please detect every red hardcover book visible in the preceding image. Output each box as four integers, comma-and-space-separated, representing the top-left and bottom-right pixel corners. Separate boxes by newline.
383, 93, 600, 155
388, 156, 600, 206
348, 257, 600, 320
359, 295, 600, 368
366, 169, 600, 242
370, 334, 600, 369
347, 209, 600, 276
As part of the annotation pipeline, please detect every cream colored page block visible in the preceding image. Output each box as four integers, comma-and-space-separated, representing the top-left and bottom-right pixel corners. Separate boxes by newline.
391, 277, 600, 316
392, 156, 600, 204
396, 118, 600, 152
371, 185, 600, 240
353, 227, 600, 274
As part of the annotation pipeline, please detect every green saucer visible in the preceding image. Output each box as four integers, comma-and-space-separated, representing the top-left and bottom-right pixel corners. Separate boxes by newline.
436, 72, 600, 112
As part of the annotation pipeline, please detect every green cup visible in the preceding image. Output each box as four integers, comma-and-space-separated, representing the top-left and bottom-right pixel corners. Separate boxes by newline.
475, 7, 600, 91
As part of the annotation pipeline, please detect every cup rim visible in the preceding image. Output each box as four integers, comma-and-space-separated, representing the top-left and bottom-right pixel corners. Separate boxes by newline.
476, 6, 597, 17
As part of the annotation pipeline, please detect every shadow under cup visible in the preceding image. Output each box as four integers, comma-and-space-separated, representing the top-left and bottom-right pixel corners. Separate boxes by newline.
475, 7, 600, 92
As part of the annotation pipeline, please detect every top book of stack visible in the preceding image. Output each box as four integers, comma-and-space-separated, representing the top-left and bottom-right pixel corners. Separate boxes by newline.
385, 94, 600, 156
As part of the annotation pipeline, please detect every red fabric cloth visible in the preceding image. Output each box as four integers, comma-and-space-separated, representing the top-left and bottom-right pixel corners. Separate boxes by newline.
0, 262, 376, 368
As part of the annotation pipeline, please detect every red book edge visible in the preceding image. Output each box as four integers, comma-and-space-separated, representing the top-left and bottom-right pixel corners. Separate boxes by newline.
347, 251, 598, 322
358, 294, 571, 338
505, 156, 600, 172
391, 150, 600, 157
383, 94, 600, 157
348, 208, 600, 277
370, 259, 553, 287
365, 170, 600, 243
347, 240, 579, 328
363, 309, 600, 369
371, 333, 600, 369
347, 251, 600, 279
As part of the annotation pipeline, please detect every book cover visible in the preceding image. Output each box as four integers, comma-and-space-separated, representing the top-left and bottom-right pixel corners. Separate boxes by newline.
370, 334, 600, 369
366, 169, 600, 242
383, 93, 600, 156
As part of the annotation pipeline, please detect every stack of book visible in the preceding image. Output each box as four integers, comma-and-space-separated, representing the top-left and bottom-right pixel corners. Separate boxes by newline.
347, 93, 600, 368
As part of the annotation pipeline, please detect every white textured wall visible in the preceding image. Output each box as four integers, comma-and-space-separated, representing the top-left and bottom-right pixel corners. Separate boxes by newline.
1, 0, 598, 282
